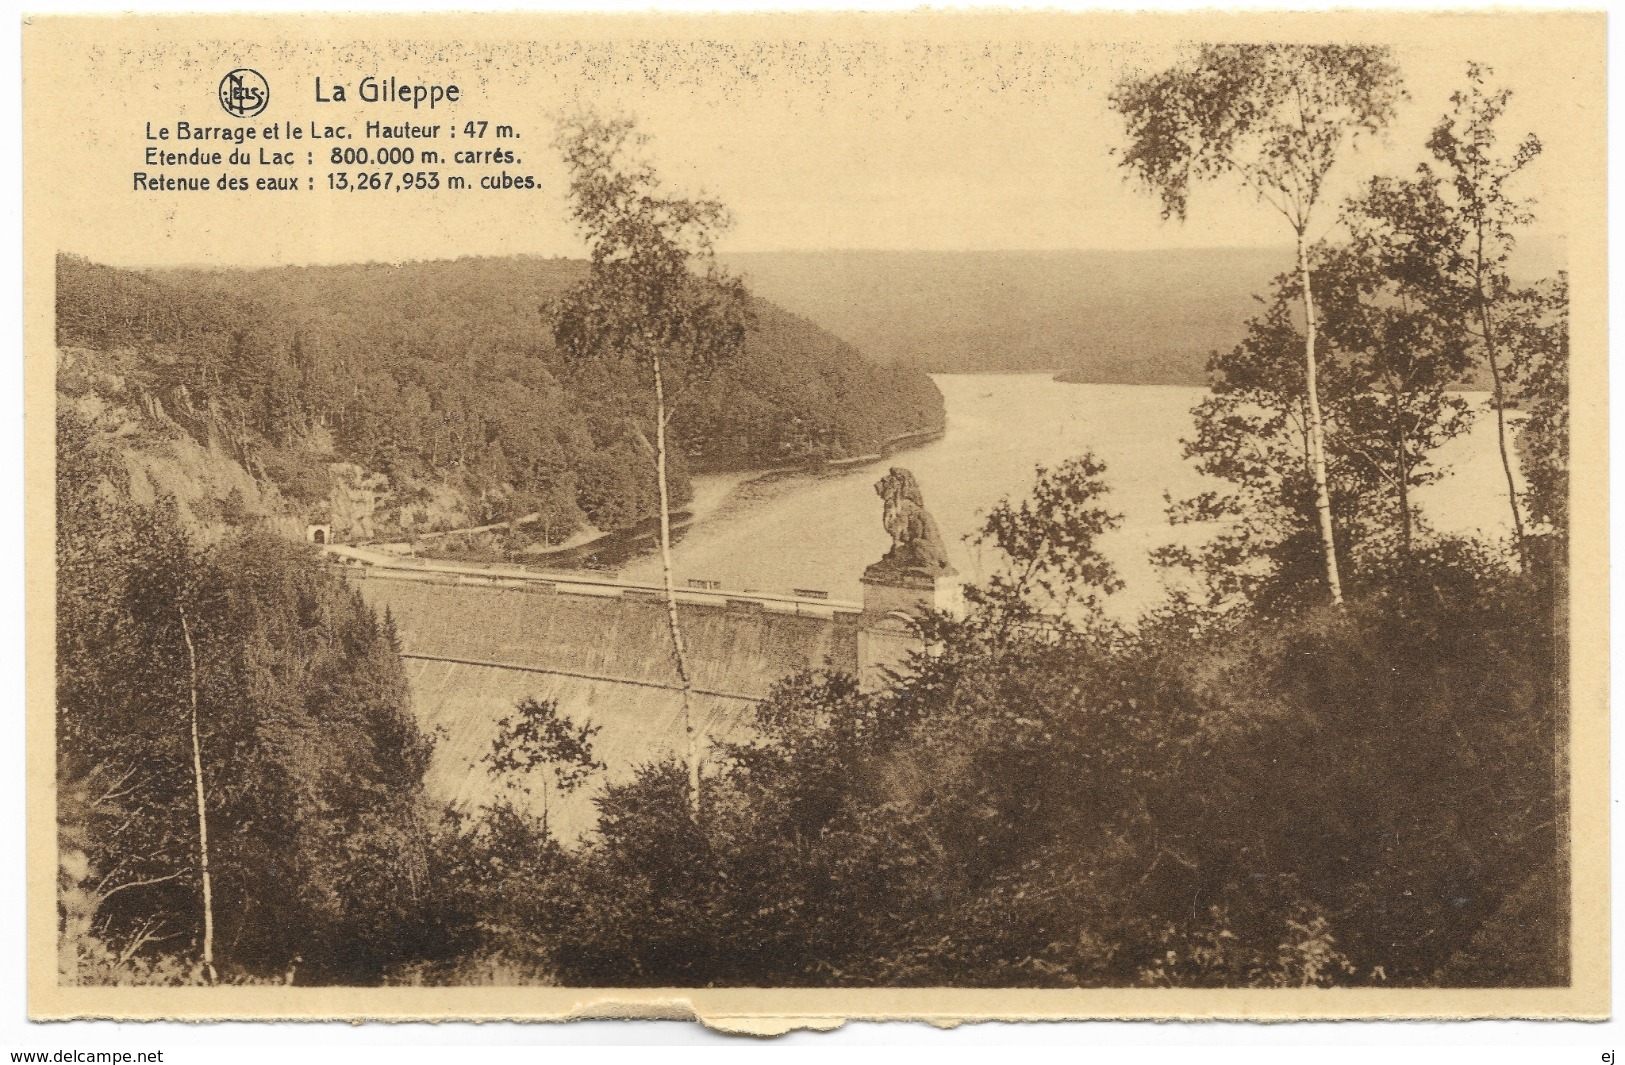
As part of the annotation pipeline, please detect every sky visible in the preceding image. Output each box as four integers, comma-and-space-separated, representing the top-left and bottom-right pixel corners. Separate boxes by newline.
29, 10, 1601, 268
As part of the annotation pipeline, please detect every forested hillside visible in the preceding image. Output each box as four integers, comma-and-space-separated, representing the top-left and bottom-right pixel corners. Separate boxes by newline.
726, 248, 1290, 381
56, 254, 944, 544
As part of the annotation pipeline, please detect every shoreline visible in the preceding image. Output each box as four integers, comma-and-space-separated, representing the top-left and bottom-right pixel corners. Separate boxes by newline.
386, 421, 947, 574
538, 423, 949, 575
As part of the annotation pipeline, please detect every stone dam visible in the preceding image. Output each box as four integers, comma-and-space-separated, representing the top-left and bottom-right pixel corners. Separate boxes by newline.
346, 567, 888, 840
339, 467, 960, 840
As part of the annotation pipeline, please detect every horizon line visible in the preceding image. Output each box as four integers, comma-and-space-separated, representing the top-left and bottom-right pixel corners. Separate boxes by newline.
76, 235, 1565, 274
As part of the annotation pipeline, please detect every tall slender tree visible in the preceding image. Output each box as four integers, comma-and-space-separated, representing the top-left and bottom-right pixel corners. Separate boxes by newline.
1423, 62, 1543, 566
177, 610, 216, 985
1111, 44, 1405, 606
551, 112, 750, 816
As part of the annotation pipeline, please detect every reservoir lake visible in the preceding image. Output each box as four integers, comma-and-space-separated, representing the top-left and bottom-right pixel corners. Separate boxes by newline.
614, 374, 1519, 618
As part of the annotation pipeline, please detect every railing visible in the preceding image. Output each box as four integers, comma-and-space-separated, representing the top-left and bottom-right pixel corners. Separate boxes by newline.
323, 545, 863, 618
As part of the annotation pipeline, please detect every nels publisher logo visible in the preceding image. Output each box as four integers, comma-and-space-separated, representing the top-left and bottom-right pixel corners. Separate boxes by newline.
218, 68, 269, 118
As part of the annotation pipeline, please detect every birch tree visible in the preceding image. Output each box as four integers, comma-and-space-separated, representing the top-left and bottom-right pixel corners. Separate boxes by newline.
177, 609, 216, 984
551, 112, 750, 816
1111, 44, 1405, 606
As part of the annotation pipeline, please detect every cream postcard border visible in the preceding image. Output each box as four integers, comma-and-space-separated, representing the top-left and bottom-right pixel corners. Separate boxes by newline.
21, 8, 1609, 1027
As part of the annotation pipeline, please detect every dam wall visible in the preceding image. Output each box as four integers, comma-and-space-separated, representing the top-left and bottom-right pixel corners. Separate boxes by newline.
347, 570, 860, 840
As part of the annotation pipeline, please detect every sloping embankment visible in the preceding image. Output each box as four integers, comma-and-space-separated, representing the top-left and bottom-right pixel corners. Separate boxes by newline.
351, 574, 858, 840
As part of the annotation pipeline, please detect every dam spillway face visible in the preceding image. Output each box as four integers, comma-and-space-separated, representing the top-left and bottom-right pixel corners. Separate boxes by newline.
349, 571, 859, 841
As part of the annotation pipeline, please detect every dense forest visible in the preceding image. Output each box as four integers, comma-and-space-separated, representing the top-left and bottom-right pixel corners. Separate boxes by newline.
59, 56, 1574, 991
56, 254, 944, 544
58, 409, 455, 984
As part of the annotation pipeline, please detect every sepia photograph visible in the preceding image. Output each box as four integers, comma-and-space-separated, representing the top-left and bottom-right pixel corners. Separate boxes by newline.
21, 8, 1608, 1027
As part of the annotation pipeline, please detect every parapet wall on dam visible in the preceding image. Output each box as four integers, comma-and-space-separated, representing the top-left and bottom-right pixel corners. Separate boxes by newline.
346, 569, 863, 840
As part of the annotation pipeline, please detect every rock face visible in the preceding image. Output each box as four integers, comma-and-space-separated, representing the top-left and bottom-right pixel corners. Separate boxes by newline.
865, 467, 956, 582
320, 463, 387, 542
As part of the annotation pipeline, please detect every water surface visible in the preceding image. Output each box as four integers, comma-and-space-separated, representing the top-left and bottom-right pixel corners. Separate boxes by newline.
616, 374, 1517, 616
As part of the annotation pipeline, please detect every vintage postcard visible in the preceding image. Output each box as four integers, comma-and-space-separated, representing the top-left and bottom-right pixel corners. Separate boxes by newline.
23, 9, 1607, 1028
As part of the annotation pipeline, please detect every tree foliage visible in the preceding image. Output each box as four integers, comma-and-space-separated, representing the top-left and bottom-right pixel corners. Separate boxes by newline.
485, 697, 605, 827
971, 454, 1124, 616
1111, 44, 1404, 233
458, 538, 1561, 988
1508, 274, 1569, 542
1153, 264, 1379, 610
57, 407, 459, 985
1420, 63, 1546, 560
550, 113, 751, 391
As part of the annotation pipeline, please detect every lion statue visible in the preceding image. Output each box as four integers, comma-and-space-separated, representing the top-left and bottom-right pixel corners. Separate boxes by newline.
873, 467, 953, 575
